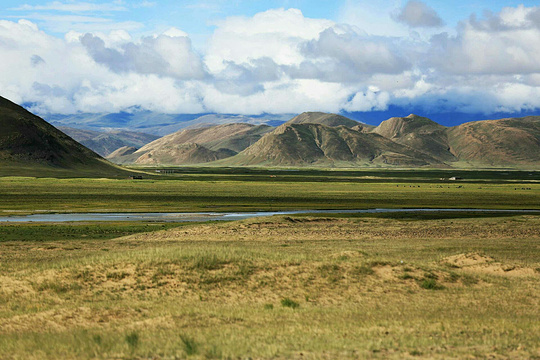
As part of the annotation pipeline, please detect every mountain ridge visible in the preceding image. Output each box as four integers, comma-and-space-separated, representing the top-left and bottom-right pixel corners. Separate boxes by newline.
105, 111, 540, 168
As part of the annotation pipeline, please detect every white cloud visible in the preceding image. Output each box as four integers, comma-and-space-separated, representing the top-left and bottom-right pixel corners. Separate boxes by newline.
80, 32, 206, 79
205, 8, 334, 72
429, 6, 540, 75
343, 89, 391, 112
8, 13, 144, 33
202, 79, 351, 114
133, 1, 156, 9
393, 1, 444, 28
11, 2, 127, 12
0, 19, 204, 114
3, 6, 540, 118
72, 75, 205, 114
338, 0, 409, 37
298, 27, 411, 80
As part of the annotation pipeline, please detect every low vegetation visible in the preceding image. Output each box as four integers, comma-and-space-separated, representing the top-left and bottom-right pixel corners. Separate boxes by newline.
1, 214, 539, 359
0, 172, 539, 215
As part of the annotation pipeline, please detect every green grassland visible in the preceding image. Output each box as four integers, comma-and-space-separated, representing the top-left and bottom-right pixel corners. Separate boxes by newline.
0, 169, 539, 215
0, 214, 539, 359
0, 168, 539, 359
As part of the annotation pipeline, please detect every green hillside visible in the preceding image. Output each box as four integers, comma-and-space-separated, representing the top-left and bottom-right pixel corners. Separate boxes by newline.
0, 96, 128, 177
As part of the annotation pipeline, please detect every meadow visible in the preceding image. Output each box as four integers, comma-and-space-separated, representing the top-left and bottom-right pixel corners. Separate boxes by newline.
0, 213, 539, 359
0, 168, 539, 359
0, 167, 540, 215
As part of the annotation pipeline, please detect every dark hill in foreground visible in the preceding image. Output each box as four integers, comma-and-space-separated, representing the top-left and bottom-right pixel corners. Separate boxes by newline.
0, 96, 127, 177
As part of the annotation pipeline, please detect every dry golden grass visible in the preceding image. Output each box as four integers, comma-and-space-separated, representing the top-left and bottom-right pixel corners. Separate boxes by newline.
1, 215, 539, 359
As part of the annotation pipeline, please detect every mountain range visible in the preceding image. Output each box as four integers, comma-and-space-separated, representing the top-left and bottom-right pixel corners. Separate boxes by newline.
2, 95, 540, 171
108, 112, 540, 168
58, 127, 158, 157
47, 111, 289, 136
109, 123, 272, 165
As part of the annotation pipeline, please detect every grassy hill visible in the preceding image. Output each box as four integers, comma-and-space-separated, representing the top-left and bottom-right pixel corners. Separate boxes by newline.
372, 114, 456, 162
108, 123, 272, 165
372, 114, 540, 167
448, 116, 540, 167
131, 143, 235, 165
224, 123, 440, 167
0, 96, 128, 177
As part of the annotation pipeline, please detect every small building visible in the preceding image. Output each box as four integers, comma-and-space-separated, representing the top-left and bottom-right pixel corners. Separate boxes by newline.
129, 175, 143, 180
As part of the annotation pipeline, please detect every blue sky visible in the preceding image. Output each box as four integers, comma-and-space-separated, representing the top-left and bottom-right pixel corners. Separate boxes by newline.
2, 1, 540, 124
4, 0, 538, 46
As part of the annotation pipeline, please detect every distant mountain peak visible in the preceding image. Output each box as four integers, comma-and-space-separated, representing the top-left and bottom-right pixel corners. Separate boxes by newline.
286, 112, 360, 127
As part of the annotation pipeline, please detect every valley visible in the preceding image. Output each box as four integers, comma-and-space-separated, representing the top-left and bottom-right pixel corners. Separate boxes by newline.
1, 96, 539, 359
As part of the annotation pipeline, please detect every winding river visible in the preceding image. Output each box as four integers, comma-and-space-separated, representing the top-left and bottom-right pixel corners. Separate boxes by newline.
0, 208, 539, 223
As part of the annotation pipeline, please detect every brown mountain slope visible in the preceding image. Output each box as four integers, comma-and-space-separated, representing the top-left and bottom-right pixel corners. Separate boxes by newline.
372, 114, 456, 162
448, 116, 540, 166
58, 126, 158, 156
133, 143, 235, 165
0, 96, 123, 176
223, 123, 440, 167
107, 146, 138, 158
108, 123, 272, 165
286, 112, 364, 128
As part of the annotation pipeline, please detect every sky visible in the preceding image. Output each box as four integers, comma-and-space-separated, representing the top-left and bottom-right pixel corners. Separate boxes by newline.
2, 0, 540, 124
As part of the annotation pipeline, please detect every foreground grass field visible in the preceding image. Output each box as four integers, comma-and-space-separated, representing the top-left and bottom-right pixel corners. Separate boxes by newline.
1, 213, 539, 359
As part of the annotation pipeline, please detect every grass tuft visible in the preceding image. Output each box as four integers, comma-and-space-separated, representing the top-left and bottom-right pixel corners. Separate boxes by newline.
190, 255, 230, 271
351, 265, 375, 276
125, 332, 139, 350
180, 334, 199, 356
281, 298, 300, 309
420, 278, 444, 290
204, 344, 222, 359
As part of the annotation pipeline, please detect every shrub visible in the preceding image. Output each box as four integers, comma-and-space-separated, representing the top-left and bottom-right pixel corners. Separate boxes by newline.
352, 265, 375, 276
420, 278, 444, 290
281, 298, 300, 309
180, 334, 199, 356
399, 272, 415, 280
191, 255, 229, 271
125, 332, 139, 350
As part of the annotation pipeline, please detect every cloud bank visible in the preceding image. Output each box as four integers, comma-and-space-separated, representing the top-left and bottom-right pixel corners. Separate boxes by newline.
2, 5, 540, 117
393, 1, 444, 28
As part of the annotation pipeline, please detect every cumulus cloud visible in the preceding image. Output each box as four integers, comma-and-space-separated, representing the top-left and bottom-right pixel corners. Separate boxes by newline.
0, 19, 205, 114
3, 5, 540, 118
343, 88, 391, 112
298, 27, 411, 81
428, 6, 540, 75
80, 32, 206, 79
205, 8, 334, 72
393, 1, 444, 28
